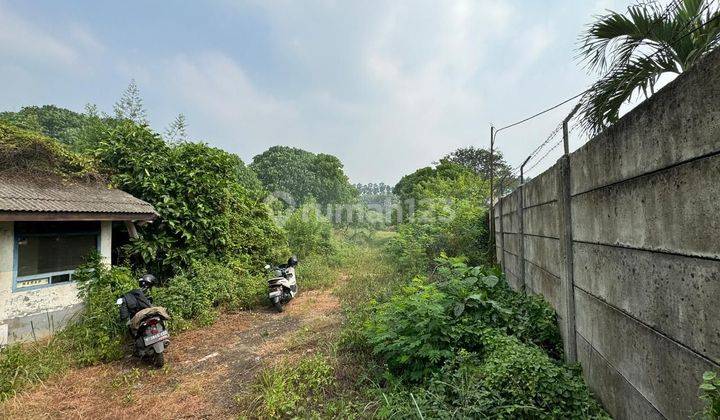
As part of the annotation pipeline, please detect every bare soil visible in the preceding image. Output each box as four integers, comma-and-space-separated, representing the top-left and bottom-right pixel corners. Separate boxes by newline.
0, 288, 343, 420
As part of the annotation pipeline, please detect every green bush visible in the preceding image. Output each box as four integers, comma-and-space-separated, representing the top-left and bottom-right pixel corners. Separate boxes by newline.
388, 161, 490, 274
360, 256, 562, 381
376, 342, 608, 419
0, 121, 98, 178
475, 333, 608, 418
96, 121, 287, 276
153, 259, 265, 329
60, 255, 137, 365
283, 200, 334, 258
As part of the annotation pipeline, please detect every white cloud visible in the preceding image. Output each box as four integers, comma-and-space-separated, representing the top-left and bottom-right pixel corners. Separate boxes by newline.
0, 2, 103, 69
162, 52, 304, 157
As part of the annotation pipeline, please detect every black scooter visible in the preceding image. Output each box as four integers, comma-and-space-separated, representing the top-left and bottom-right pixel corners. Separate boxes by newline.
116, 274, 171, 368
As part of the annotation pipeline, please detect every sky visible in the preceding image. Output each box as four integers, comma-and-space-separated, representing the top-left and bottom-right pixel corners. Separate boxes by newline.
0, 0, 642, 184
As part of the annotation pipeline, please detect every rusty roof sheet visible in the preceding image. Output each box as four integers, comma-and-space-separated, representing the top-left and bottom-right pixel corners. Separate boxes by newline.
0, 175, 157, 217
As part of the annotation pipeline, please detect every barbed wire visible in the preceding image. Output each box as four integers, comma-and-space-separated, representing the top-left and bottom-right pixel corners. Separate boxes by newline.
495, 0, 719, 195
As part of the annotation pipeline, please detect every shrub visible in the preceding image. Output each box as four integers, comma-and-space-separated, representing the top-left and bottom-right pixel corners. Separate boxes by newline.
475, 333, 608, 418
153, 258, 266, 328
379, 341, 609, 419
360, 257, 562, 381
60, 254, 137, 365
96, 121, 287, 277
283, 200, 334, 258
0, 121, 98, 178
388, 198, 489, 275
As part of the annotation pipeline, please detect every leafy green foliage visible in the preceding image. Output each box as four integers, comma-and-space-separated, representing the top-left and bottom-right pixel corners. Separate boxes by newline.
360, 257, 561, 381
0, 104, 116, 153
250, 145, 357, 206
61, 254, 137, 364
283, 200, 334, 259
442, 146, 517, 191
153, 259, 265, 329
698, 371, 720, 419
96, 121, 287, 276
393, 160, 470, 205
388, 163, 490, 274
377, 342, 608, 419
340, 253, 603, 419
578, 0, 720, 133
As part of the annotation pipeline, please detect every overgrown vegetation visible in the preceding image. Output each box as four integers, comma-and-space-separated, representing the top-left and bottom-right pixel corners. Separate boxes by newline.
96, 121, 287, 276
388, 160, 490, 274
698, 371, 720, 419
0, 121, 97, 178
283, 199, 334, 259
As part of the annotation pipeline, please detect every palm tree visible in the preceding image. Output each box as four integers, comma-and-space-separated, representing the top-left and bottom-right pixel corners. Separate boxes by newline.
578, 0, 720, 134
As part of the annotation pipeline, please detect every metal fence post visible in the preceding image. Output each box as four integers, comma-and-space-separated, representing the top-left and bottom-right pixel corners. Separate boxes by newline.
497, 197, 505, 270
558, 104, 580, 362
518, 156, 531, 294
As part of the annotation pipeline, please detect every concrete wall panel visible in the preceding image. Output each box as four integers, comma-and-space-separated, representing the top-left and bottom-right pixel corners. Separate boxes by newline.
501, 212, 519, 234
523, 235, 560, 277
503, 250, 521, 283
572, 154, 720, 259
577, 334, 663, 420
523, 201, 559, 238
501, 191, 519, 215
575, 289, 718, 419
574, 242, 720, 363
570, 48, 720, 195
523, 164, 558, 207
503, 232, 521, 256
525, 261, 564, 316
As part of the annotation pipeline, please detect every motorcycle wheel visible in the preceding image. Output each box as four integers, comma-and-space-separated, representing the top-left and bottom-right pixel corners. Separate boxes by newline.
273, 301, 284, 313
152, 352, 165, 368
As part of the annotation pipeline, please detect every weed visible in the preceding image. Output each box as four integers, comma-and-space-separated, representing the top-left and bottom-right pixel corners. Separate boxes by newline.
239, 354, 336, 418
698, 371, 720, 419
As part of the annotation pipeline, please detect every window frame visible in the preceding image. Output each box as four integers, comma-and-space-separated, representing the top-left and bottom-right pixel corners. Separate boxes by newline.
12, 227, 101, 292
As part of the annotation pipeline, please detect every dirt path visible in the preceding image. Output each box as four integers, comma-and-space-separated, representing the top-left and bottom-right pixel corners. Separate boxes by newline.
0, 287, 344, 420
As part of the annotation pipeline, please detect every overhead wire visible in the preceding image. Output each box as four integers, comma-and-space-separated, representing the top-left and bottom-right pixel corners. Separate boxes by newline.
495, 0, 719, 193
503, 0, 718, 177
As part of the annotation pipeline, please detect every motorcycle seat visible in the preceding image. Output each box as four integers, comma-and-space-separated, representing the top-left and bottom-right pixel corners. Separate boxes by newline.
128, 306, 171, 332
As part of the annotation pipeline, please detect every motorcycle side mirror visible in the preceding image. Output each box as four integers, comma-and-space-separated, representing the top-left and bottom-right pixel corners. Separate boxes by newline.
264, 264, 271, 270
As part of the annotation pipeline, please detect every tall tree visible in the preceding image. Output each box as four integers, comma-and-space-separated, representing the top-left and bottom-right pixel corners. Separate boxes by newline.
442, 147, 517, 191
250, 146, 357, 207
578, 0, 720, 133
165, 113, 187, 142
114, 79, 148, 125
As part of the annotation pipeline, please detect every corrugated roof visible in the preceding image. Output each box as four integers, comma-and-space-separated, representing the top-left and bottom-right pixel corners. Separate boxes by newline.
0, 175, 157, 217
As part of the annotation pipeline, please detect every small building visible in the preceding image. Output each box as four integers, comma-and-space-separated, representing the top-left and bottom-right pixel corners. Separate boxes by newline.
0, 175, 157, 345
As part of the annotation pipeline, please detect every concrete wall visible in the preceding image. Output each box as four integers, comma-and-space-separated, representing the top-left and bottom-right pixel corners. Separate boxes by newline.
0, 220, 113, 345
493, 48, 720, 419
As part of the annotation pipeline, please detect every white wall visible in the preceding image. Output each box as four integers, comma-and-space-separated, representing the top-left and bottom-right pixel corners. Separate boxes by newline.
0, 220, 114, 344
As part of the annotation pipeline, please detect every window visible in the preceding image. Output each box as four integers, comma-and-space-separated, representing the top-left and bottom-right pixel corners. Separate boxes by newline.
14, 222, 100, 291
